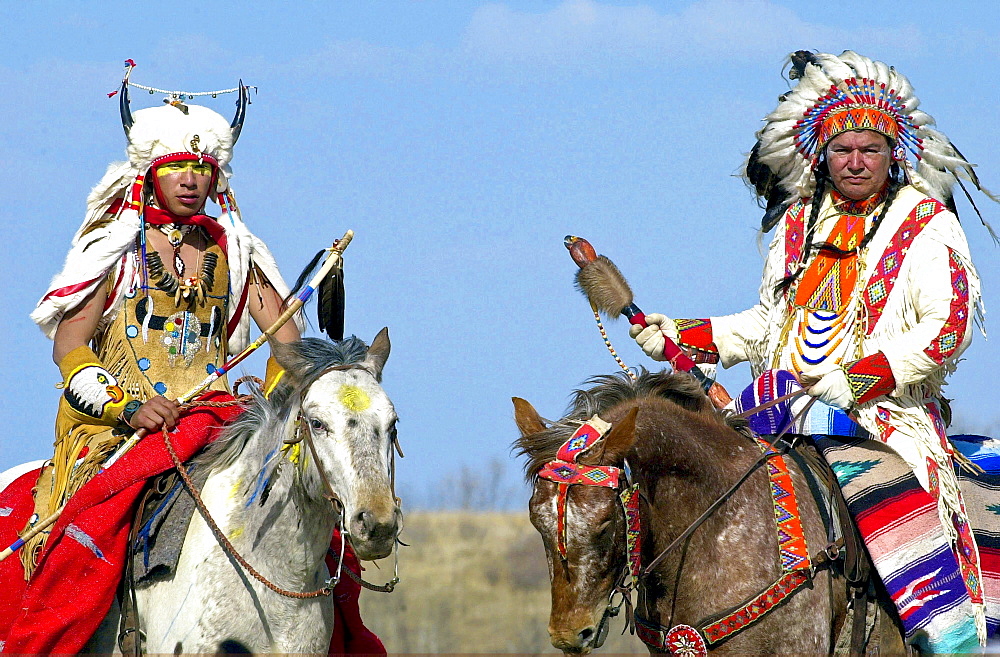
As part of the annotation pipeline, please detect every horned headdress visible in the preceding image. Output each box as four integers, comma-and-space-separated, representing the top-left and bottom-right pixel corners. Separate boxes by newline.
32, 61, 300, 352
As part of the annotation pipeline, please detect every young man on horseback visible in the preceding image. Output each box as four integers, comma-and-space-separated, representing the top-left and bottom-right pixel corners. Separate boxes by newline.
0, 68, 383, 654
632, 50, 997, 652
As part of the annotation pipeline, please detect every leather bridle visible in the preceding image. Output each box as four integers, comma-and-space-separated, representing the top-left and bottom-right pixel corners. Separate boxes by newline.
288, 362, 403, 593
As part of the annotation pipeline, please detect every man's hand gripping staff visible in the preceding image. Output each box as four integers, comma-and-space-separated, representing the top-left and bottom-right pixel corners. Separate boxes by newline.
565, 236, 732, 409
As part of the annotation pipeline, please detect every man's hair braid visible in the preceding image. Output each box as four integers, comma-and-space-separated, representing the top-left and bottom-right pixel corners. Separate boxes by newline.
772, 157, 904, 299
774, 162, 828, 297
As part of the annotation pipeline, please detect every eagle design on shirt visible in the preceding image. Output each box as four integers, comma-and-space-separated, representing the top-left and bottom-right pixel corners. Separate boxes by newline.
64, 365, 126, 419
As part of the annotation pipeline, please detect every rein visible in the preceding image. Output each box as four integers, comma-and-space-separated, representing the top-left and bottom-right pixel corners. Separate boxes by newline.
631, 396, 864, 654
640, 396, 816, 579
162, 386, 338, 599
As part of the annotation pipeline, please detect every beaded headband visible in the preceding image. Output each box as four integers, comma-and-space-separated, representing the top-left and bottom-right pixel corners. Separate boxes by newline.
794, 77, 921, 166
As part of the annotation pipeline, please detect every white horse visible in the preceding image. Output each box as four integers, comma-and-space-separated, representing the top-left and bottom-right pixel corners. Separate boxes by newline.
87, 329, 401, 654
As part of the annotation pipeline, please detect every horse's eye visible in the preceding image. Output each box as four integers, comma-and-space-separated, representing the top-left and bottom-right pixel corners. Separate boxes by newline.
309, 418, 327, 433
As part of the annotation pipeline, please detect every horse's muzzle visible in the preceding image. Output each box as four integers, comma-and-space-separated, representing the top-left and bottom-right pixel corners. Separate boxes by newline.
349, 506, 400, 560
550, 625, 598, 655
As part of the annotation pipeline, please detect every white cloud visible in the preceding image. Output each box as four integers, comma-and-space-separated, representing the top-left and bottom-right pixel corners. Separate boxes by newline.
228, 0, 936, 88
459, 0, 924, 71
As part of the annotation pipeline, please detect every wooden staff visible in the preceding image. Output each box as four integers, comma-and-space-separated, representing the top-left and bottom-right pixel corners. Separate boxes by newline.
0, 231, 354, 563
565, 235, 732, 409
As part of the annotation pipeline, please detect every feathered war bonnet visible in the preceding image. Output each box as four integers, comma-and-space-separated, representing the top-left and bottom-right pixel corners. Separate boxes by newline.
746, 50, 1000, 233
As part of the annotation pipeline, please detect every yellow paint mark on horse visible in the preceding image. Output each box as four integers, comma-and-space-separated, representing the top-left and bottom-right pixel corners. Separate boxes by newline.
339, 384, 370, 412
229, 478, 244, 500
229, 526, 244, 540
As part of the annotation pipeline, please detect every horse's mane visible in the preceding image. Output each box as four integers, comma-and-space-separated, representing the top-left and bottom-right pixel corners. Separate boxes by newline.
514, 368, 748, 480
195, 337, 371, 470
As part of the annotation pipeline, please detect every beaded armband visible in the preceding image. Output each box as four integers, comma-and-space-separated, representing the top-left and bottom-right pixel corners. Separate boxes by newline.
675, 318, 719, 365
843, 352, 896, 405
58, 345, 134, 426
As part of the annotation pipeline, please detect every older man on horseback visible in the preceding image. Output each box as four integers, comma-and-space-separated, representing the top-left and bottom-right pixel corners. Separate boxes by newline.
0, 65, 383, 654
632, 50, 997, 653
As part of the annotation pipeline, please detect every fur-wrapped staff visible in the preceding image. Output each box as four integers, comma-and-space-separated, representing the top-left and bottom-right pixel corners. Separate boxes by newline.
565, 235, 732, 409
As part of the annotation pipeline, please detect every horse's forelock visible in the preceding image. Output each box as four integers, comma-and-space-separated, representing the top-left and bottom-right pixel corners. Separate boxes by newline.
514, 369, 746, 480
196, 336, 375, 470
284, 337, 370, 386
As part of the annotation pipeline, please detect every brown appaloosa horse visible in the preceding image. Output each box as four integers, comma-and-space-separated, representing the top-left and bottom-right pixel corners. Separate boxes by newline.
514, 369, 905, 655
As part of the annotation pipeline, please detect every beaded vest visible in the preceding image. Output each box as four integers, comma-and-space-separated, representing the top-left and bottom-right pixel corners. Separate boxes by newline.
95, 238, 230, 401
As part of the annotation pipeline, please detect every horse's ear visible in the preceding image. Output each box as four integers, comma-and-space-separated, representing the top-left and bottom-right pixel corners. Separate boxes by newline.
603, 406, 639, 462
581, 407, 638, 465
269, 338, 305, 387
364, 327, 390, 381
513, 397, 546, 436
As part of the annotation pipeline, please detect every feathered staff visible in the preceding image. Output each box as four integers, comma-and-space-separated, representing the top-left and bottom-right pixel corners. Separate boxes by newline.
565, 235, 732, 409
287, 238, 347, 340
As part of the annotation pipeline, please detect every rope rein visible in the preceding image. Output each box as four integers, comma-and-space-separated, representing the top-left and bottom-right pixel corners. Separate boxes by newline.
163, 386, 337, 599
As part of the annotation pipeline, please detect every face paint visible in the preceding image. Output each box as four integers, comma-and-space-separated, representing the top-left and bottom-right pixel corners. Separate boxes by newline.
151, 158, 215, 216
229, 478, 244, 500
338, 384, 371, 412
154, 160, 215, 177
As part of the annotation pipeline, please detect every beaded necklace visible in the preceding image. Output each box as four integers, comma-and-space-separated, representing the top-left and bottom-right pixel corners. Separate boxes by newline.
143, 222, 219, 307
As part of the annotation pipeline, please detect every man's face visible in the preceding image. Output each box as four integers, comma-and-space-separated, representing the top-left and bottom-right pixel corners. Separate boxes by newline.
825, 130, 891, 201
154, 160, 214, 216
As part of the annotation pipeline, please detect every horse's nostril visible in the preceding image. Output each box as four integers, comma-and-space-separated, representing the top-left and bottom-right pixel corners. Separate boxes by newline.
354, 510, 372, 532
578, 626, 595, 646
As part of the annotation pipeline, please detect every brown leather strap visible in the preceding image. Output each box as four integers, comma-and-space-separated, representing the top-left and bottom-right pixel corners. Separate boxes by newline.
735, 389, 806, 420
641, 397, 817, 578
849, 584, 872, 655
118, 482, 156, 655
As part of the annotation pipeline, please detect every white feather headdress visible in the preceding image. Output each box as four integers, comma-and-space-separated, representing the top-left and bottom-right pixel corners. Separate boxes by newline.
33, 74, 304, 350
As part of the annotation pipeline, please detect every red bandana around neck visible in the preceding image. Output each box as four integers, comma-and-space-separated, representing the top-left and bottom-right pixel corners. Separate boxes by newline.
144, 206, 228, 256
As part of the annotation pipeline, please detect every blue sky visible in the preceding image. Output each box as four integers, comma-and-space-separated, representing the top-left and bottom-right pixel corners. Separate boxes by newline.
2, 1, 999, 507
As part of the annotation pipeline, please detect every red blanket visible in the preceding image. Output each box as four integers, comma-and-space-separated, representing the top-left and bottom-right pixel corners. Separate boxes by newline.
0, 392, 383, 655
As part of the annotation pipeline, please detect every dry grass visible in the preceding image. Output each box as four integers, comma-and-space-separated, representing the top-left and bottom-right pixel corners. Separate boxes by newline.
359, 511, 646, 654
